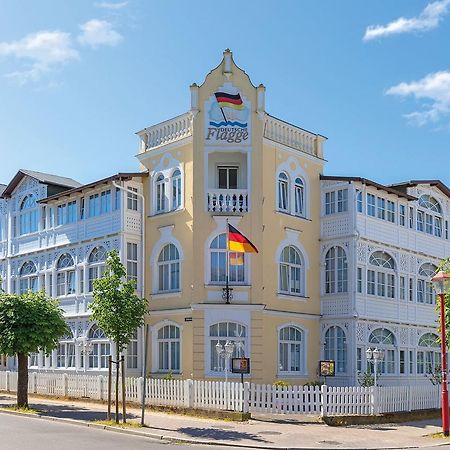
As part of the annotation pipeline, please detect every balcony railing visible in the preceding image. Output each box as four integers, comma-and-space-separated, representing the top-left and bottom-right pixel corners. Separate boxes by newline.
207, 189, 249, 213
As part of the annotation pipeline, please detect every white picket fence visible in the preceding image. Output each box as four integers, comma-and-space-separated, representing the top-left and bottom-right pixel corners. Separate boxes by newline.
0, 371, 442, 416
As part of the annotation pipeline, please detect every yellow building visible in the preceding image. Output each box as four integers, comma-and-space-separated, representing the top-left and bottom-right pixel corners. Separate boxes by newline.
137, 50, 326, 384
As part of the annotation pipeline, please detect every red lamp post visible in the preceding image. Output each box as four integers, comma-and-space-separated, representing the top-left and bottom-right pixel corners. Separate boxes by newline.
431, 271, 450, 437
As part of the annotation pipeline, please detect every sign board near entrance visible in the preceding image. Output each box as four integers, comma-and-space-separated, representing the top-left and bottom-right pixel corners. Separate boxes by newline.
231, 357, 250, 374
319, 360, 335, 377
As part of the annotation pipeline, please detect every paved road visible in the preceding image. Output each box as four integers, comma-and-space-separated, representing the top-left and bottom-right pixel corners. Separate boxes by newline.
0, 414, 231, 450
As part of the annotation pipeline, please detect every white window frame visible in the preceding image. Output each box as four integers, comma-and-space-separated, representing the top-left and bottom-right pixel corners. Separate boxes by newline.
278, 325, 307, 376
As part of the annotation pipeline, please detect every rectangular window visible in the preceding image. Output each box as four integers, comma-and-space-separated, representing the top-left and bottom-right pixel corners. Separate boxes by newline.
356, 190, 363, 213
399, 205, 406, 226
417, 279, 424, 303
79, 198, 85, 220
67, 201, 76, 223
409, 278, 413, 302
367, 270, 375, 295
387, 274, 395, 298
409, 207, 414, 229
446, 221, 449, 240
337, 189, 348, 213
417, 351, 424, 374
377, 197, 386, 220
409, 350, 414, 374
435, 217, 442, 237
325, 192, 335, 215
357, 267, 362, 293
377, 272, 386, 297
100, 190, 111, 214
400, 276, 406, 300
400, 350, 405, 374
357, 347, 362, 372
417, 210, 424, 232
127, 187, 138, 211
367, 194, 376, 217
425, 214, 433, 234
387, 201, 395, 223
79, 268, 84, 294
89, 194, 100, 217
57, 204, 67, 225
218, 166, 238, 189
127, 242, 138, 284
41, 206, 46, 230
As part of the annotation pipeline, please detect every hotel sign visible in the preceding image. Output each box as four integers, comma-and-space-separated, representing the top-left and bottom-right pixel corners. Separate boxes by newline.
205, 84, 251, 145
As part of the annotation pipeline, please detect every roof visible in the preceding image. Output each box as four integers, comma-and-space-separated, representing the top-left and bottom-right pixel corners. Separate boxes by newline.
389, 180, 450, 199
320, 175, 416, 200
1, 169, 82, 198
39, 172, 148, 203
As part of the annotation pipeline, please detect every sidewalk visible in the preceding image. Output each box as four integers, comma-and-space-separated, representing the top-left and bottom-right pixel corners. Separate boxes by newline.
0, 394, 446, 449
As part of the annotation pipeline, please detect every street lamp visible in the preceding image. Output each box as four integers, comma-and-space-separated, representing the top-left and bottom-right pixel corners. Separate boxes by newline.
366, 347, 384, 386
76, 337, 94, 372
431, 271, 450, 437
216, 340, 235, 382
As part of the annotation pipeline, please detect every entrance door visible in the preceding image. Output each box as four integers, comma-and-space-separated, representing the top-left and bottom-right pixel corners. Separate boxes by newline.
218, 166, 238, 189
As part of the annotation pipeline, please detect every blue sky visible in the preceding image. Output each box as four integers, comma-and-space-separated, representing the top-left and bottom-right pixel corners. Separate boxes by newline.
1, 0, 450, 186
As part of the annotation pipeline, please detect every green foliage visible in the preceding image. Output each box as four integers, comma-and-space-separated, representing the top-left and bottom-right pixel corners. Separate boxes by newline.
357, 370, 375, 387
164, 370, 174, 381
426, 364, 442, 385
89, 250, 147, 352
0, 290, 69, 356
303, 380, 324, 387
273, 380, 289, 387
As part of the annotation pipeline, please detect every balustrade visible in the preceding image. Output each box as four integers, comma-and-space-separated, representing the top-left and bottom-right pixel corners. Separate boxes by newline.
207, 189, 249, 213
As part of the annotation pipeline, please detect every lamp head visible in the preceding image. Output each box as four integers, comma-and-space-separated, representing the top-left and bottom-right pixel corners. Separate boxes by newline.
366, 347, 373, 360
215, 340, 223, 355
431, 271, 450, 295
224, 340, 235, 356
373, 348, 384, 360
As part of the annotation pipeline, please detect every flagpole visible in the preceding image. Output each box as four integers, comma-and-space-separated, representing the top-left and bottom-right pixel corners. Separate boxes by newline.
226, 219, 230, 304
220, 107, 228, 124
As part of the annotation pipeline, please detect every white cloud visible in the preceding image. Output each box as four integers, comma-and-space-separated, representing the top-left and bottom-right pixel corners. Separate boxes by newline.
94, 1, 128, 9
77, 19, 123, 48
386, 71, 450, 126
0, 30, 79, 84
364, 0, 450, 41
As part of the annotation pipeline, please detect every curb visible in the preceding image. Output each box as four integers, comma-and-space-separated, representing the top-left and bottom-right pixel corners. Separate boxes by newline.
0, 408, 446, 450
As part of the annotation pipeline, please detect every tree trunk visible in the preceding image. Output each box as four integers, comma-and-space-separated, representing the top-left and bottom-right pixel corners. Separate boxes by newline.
17, 353, 29, 408
121, 356, 126, 423
115, 348, 119, 423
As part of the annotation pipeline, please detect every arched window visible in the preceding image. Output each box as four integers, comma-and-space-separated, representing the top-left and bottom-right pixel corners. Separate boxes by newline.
88, 325, 110, 369
209, 322, 246, 372
172, 169, 182, 210
56, 253, 75, 297
325, 326, 347, 373
19, 261, 38, 294
157, 244, 180, 292
278, 172, 289, 211
294, 178, 305, 217
19, 194, 38, 235
88, 246, 107, 292
367, 251, 396, 298
57, 330, 75, 369
325, 247, 348, 294
209, 234, 245, 284
417, 263, 437, 304
279, 326, 304, 373
368, 328, 396, 374
279, 245, 303, 296
417, 333, 440, 374
157, 324, 180, 372
417, 195, 443, 237
156, 174, 166, 213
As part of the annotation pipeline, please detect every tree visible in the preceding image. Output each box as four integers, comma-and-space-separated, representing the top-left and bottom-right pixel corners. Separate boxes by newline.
0, 290, 69, 408
89, 249, 147, 423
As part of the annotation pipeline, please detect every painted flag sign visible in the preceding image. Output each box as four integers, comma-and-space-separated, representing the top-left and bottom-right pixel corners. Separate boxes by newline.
227, 224, 258, 253
214, 92, 245, 110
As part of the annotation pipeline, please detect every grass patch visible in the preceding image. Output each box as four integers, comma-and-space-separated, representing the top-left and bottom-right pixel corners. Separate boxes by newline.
0, 405, 40, 414
94, 419, 144, 429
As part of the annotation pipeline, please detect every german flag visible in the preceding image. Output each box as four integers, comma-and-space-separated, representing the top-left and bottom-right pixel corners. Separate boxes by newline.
228, 224, 258, 253
214, 92, 245, 110
229, 252, 244, 266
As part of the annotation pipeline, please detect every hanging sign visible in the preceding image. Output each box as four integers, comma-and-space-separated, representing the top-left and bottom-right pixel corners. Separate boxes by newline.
231, 357, 250, 374
319, 360, 335, 377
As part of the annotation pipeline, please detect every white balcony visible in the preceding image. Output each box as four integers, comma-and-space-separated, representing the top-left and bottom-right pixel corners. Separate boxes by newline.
207, 189, 249, 213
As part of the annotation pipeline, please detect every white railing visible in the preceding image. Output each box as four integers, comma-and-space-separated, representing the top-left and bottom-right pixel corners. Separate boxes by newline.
264, 115, 319, 156
140, 113, 193, 151
207, 189, 249, 213
0, 371, 442, 416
